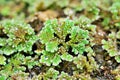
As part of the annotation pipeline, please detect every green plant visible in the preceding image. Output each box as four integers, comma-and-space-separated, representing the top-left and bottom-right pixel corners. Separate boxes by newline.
38, 19, 89, 66
109, 0, 120, 20
1, 0, 120, 79
102, 31, 120, 63
0, 19, 38, 55
73, 53, 97, 73
0, 53, 26, 78
0, 19, 40, 79
0, 55, 6, 65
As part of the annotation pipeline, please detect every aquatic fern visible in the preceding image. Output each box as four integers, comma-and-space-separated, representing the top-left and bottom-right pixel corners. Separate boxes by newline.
0, 19, 38, 55
39, 19, 89, 66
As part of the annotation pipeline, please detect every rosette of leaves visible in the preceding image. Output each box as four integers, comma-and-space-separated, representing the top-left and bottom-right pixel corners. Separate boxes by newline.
73, 53, 98, 73
102, 31, 120, 63
74, 16, 97, 47
79, 0, 100, 22
38, 19, 89, 66
101, 0, 120, 30
110, 1, 120, 29
0, 19, 38, 55
109, 0, 120, 20
74, 15, 96, 33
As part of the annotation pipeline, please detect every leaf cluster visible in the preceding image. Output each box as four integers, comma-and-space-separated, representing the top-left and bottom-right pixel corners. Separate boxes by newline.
0, 19, 38, 55
38, 19, 89, 66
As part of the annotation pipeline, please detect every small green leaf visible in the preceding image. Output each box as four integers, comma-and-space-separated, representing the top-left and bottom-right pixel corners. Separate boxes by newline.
46, 41, 58, 52
61, 53, 73, 61
52, 54, 61, 66
0, 55, 6, 65
40, 51, 54, 66
70, 26, 80, 39
72, 43, 86, 54
115, 56, 120, 63
3, 46, 15, 55
39, 26, 54, 44
0, 38, 6, 46
56, 0, 69, 8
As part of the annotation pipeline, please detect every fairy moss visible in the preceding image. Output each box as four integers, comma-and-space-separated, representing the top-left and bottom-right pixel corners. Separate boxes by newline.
0, 0, 120, 80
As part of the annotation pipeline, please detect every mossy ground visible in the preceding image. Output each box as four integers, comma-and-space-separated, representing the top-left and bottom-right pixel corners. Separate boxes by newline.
0, 0, 120, 80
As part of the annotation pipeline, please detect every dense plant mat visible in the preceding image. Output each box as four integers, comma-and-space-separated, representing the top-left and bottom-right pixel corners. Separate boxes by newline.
0, 0, 120, 80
